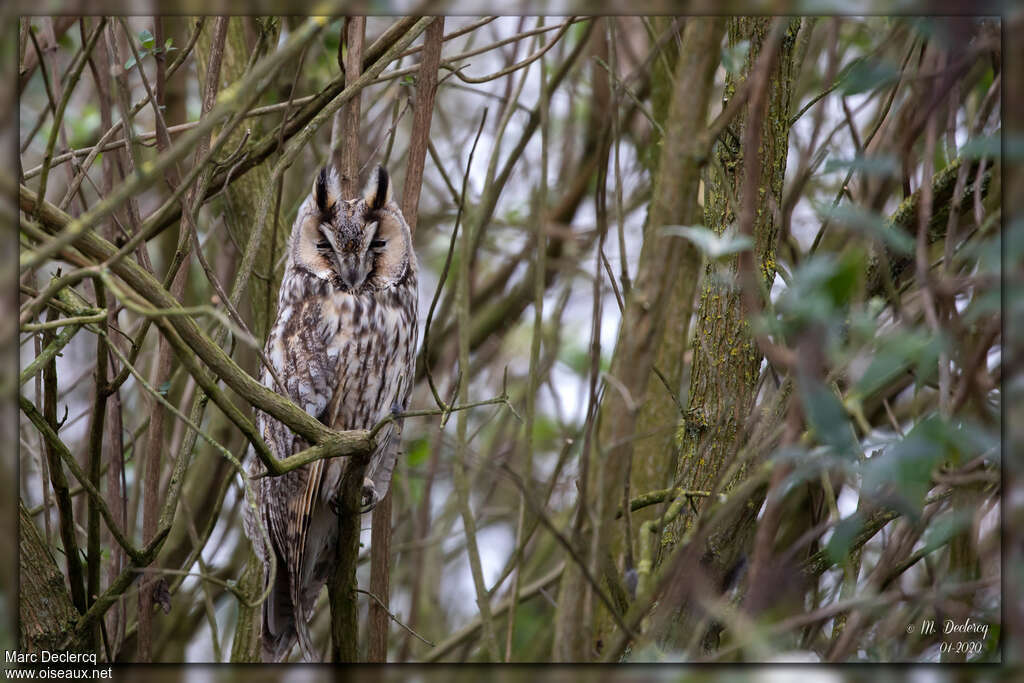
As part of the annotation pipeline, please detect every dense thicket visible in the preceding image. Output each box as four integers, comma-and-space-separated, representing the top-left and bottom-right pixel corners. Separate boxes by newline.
16, 14, 1002, 663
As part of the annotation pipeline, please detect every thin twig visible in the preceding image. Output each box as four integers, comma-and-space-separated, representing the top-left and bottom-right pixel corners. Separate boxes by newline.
507, 20, 549, 659
355, 589, 434, 647
421, 109, 489, 411
452, 99, 501, 659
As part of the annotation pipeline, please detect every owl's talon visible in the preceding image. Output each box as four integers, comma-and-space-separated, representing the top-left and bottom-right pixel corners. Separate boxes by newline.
328, 494, 342, 517
360, 478, 380, 514
324, 479, 379, 514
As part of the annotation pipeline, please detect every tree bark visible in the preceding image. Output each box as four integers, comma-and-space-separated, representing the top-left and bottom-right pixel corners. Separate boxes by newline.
194, 18, 283, 663
327, 455, 370, 662
195, 16, 284, 342
552, 16, 725, 661
229, 554, 264, 662
366, 491, 392, 661
658, 16, 801, 653
629, 13, 699, 572
19, 501, 82, 652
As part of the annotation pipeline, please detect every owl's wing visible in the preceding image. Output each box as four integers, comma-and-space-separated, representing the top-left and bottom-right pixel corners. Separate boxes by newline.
366, 420, 400, 504
366, 331, 417, 505
285, 382, 334, 662
259, 310, 338, 661
258, 423, 329, 662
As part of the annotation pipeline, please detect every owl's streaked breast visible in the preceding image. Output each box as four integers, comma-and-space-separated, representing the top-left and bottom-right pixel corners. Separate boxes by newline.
322, 276, 417, 431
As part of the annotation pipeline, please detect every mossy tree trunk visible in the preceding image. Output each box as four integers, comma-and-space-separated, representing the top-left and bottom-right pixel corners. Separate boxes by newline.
19, 501, 82, 652
194, 16, 283, 664
195, 17, 285, 341
629, 14, 699, 564
658, 16, 801, 653
551, 16, 725, 661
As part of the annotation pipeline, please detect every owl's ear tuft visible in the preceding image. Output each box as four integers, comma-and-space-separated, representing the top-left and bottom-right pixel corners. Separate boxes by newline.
314, 167, 335, 216
364, 165, 391, 211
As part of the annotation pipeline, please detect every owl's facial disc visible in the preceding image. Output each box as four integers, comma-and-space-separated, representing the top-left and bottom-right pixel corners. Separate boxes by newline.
326, 217, 378, 290
301, 166, 400, 291
314, 225, 344, 283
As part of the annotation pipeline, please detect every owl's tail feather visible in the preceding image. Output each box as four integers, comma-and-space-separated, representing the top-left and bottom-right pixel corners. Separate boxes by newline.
261, 546, 299, 662
259, 547, 322, 662
295, 613, 317, 662
290, 554, 319, 663
260, 561, 319, 661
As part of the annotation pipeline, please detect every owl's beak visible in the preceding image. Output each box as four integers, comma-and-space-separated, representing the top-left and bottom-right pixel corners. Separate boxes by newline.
334, 252, 366, 290
339, 268, 361, 289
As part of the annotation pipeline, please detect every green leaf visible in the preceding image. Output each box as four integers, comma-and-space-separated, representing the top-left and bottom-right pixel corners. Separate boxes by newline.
777, 258, 836, 324
861, 416, 992, 518
531, 415, 560, 445
558, 340, 609, 377
854, 330, 943, 398
840, 58, 900, 95
125, 55, 137, 70
825, 248, 865, 308
139, 29, 155, 50
960, 133, 1000, 160
823, 155, 900, 178
70, 103, 100, 148
817, 203, 915, 255
323, 20, 343, 55
406, 437, 430, 467
825, 512, 865, 567
721, 39, 750, 74
861, 422, 940, 518
663, 225, 752, 260
908, 18, 941, 41
777, 252, 863, 326
920, 509, 972, 551
800, 381, 860, 460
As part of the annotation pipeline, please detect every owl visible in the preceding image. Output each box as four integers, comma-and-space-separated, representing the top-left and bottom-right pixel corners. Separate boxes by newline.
246, 165, 418, 662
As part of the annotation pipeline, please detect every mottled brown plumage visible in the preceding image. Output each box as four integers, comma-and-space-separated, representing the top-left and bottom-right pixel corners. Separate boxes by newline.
246, 166, 417, 662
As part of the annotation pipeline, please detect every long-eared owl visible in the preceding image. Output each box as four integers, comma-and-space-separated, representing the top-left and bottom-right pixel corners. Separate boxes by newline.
246, 165, 418, 662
